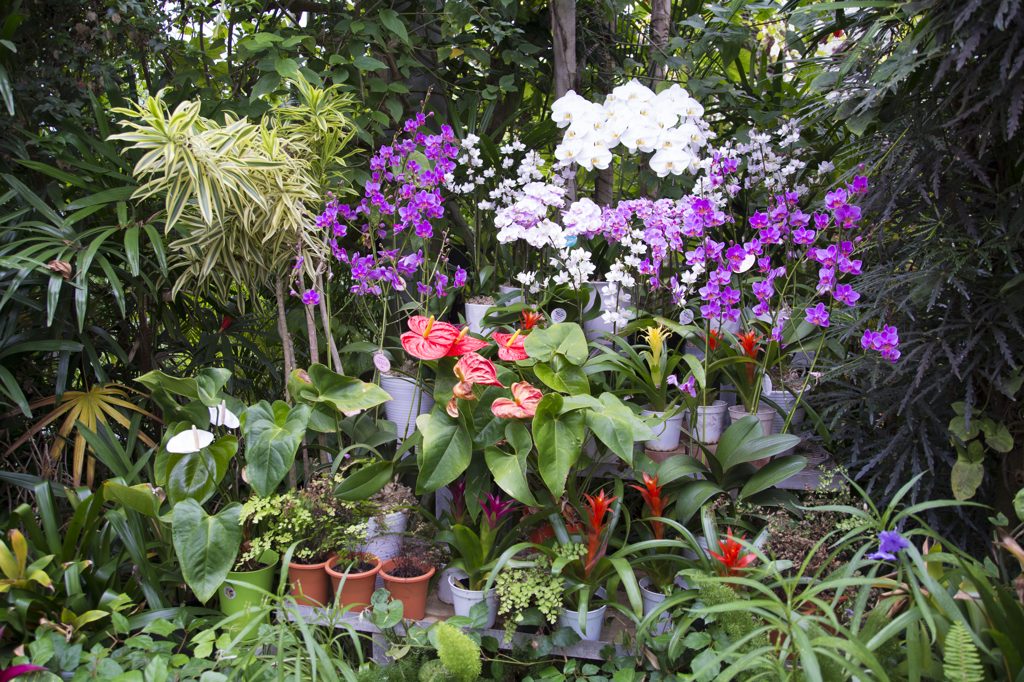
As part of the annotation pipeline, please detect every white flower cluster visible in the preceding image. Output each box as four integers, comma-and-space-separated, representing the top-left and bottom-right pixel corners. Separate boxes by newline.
562, 198, 603, 236
447, 136, 560, 214
494, 182, 568, 247
551, 248, 597, 288
550, 79, 709, 176
734, 123, 808, 194
598, 282, 633, 325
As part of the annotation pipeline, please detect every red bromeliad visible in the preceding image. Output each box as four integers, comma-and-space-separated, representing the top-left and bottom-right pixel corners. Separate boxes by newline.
520, 310, 544, 330
708, 528, 757, 577
700, 328, 723, 352
492, 330, 529, 361
491, 381, 543, 418
447, 353, 505, 417
735, 330, 764, 385
629, 472, 665, 540
581, 490, 618, 579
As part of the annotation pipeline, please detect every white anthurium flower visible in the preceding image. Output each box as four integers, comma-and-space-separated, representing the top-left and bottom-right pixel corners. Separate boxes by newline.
550, 90, 591, 128
208, 403, 240, 429
166, 425, 215, 454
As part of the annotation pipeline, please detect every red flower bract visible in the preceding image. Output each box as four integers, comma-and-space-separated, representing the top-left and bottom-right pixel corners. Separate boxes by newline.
491, 382, 543, 418
520, 310, 544, 330
401, 316, 460, 360
452, 353, 505, 399
492, 330, 529, 361
708, 527, 757, 577
629, 472, 664, 540
446, 326, 490, 356
581, 490, 618, 579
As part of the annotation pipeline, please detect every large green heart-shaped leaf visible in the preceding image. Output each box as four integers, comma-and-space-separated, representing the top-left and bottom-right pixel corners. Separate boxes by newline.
166, 435, 237, 505
523, 323, 588, 366
469, 384, 508, 449
103, 482, 165, 518
951, 440, 985, 501
485, 445, 538, 506
137, 368, 233, 407
532, 393, 584, 499
172, 499, 242, 603
535, 356, 590, 396
243, 401, 311, 497
585, 394, 640, 465
304, 364, 393, 414
416, 409, 472, 493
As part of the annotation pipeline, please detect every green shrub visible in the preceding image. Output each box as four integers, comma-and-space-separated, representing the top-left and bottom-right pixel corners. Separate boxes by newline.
435, 622, 482, 682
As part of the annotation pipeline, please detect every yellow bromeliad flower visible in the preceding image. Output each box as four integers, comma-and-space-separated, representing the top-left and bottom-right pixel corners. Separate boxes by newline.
642, 325, 673, 387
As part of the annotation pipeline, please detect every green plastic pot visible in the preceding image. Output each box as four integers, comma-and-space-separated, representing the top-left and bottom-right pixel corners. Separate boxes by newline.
219, 550, 279, 628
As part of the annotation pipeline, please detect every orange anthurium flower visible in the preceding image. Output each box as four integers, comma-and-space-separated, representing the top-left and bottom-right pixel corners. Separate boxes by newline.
401, 316, 460, 360
629, 472, 664, 540
492, 329, 529, 361
520, 310, 544, 330
491, 382, 543, 418
708, 527, 757, 577
446, 326, 490, 356
582, 490, 618, 579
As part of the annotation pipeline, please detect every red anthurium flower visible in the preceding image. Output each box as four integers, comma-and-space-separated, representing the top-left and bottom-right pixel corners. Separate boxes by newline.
446, 326, 490, 356
491, 382, 543, 418
520, 310, 544, 330
582, 490, 618, 578
708, 528, 757, 577
452, 352, 505, 400
401, 316, 460, 360
492, 329, 529, 361
629, 472, 665, 540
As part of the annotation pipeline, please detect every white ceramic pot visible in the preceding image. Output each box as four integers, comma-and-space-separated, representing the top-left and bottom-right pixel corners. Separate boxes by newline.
381, 375, 434, 441
465, 302, 492, 337
498, 285, 521, 304
448, 574, 498, 628
685, 400, 728, 444
764, 390, 806, 435
359, 511, 407, 590
437, 566, 469, 605
641, 409, 685, 451
728, 405, 776, 437
558, 588, 607, 641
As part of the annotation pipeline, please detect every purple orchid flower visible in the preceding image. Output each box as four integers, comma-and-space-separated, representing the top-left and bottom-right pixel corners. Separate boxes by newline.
806, 302, 830, 327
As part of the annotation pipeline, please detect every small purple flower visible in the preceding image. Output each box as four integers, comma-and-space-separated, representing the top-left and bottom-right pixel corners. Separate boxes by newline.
849, 175, 869, 194
293, 255, 304, 269
302, 290, 320, 306
788, 210, 811, 228
720, 286, 741, 306
862, 326, 900, 362
416, 282, 432, 297
666, 374, 678, 386
680, 375, 697, 398
725, 245, 748, 271
806, 302, 830, 327
793, 227, 816, 245
834, 204, 862, 228
481, 493, 517, 530
813, 212, 830, 230
825, 188, 848, 210
833, 284, 861, 306
867, 530, 910, 561
749, 212, 769, 230
454, 266, 468, 288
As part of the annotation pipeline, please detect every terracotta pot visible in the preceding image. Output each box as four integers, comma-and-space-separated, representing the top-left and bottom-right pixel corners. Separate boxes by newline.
326, 553, 381, 612
380, 559, 435, 620
288, 558, 332, 607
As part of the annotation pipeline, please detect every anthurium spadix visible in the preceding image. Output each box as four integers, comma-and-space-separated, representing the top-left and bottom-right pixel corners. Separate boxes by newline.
208, 402, 240, 428
166, 425, 214, 453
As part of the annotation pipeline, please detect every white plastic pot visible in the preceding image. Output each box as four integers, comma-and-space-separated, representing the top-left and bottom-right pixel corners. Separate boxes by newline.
381, 375, 434, 441
640, 577, 682, 636
359, 511, 407, 590
685, 400, 728, 444
558, 588, 607, 641
682, 536, 710, 562
728, 405, 776, 437
438, 566, 470, 605
583, 281, 623, 342
641, 409, 685, 451
498, 285, 521, 304
465, 302, 492, 337
764, 390, 806, 435
448, 574, 498, 628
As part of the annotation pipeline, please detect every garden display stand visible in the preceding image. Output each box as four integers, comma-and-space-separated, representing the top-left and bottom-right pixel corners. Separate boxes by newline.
286, 589, 632, 664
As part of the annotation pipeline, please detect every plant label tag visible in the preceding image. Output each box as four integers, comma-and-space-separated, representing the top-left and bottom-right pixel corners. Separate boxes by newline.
551, 308, 567, 323
679, 309, 694, 324
762, 375, 774, 393
563, 235, 578, 247
373, 351, 391, 373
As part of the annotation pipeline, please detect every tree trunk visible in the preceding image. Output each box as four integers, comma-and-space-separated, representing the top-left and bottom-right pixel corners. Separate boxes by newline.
649, 0, 671, 83
595, 168, 614, 206
551, 0, 577, 99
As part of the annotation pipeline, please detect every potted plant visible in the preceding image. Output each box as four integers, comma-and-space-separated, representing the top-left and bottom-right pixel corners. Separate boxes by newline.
360, 480, 418, 589
219, 542, 280, 626
324, 515, 381, 612
493, 551, 564, 638
379, 534, 442, 621
240, 473, 358, 607
591, 324, 691, 451
439, 492, 522, 628
681, 327, 730, 445
381, 360, 435, 441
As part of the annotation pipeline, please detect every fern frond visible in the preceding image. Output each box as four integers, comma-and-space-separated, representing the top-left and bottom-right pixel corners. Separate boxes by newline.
943, 621, 985, 682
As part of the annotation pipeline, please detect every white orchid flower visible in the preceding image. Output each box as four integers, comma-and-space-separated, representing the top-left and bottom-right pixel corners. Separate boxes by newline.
167, 425, 215, 454
208, 402, 240, 428
612, 79, 655, 104
650, 147, 694, 177
620, 125, 660, 154
577, 139, 613, 171
550, 90, 592, 128
679, 98, 705, 119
